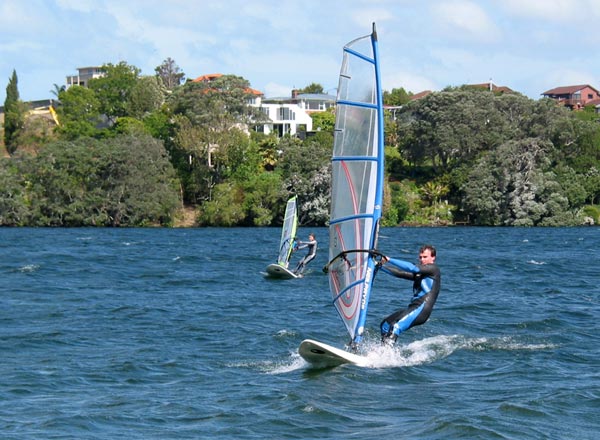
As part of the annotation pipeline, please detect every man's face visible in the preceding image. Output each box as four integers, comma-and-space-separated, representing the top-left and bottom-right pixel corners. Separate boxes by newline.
419, 249, 435, 265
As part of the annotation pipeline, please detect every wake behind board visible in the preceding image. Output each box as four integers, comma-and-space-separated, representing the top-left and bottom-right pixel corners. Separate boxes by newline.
299, 339, 368, 367
265, 263, 299, 279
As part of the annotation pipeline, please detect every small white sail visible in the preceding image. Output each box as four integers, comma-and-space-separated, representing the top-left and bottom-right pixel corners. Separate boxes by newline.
277, 196, 298, 267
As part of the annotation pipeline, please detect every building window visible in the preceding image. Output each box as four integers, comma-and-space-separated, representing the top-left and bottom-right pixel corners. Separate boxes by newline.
307, 101, 320, 110
279, 107, 295, 121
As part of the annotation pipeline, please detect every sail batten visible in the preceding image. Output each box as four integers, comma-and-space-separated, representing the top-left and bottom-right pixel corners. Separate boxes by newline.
328, 23, 384, 346
336, 100, 378, 109
332, 157, 378, 162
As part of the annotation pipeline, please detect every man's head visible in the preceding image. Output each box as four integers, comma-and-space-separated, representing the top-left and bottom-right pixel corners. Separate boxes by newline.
419, 244, 436, 264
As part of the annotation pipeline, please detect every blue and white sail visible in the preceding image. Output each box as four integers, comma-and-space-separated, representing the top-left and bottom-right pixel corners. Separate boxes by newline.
327, 23, 384, 347
277, 196, 298, 267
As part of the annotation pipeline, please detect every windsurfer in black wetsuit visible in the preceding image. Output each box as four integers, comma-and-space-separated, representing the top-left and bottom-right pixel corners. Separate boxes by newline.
293, 233, 317, 275
379, 244, 441, 345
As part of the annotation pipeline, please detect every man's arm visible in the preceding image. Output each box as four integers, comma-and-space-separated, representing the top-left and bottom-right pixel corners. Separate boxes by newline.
380, 257, 418, 280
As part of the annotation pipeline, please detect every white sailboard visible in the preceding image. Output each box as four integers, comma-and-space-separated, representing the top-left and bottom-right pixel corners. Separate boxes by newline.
265, 196, 299, 279
299, 339, 369, 367
299, 23, 385, 367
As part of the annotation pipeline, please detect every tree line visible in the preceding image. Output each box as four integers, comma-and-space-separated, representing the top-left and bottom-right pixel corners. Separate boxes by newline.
1, 60, 599, 227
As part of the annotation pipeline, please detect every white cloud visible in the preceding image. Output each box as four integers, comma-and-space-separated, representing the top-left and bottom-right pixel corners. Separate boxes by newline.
541, 67, 598, 90
349, 8, 395, 28
383, 71, 438, 94
263, 82, 293, 98
54, 0, 96, 13
500, 0, 600, 21
432, 0, 501, 42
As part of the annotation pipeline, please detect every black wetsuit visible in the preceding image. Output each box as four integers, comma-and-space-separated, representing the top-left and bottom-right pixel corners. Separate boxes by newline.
294, 238, 317, 274
379, 258, 441, 340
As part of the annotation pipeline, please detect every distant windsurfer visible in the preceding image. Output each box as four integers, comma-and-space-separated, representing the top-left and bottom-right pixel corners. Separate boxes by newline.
293, 233, 317, 275
379, 244, 441, 345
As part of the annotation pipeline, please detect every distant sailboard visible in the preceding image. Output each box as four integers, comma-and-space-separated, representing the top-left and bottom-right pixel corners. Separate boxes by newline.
265, 196, 299, 279
299, 23, 385, 367
265, 263, 298, 279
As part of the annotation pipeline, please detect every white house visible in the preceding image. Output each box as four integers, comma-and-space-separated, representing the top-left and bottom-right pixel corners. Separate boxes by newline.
253, 91, 336, 137
66, 66, 105, 88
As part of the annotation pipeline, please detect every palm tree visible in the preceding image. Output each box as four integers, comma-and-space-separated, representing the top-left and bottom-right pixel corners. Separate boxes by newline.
50, 83, 66, 100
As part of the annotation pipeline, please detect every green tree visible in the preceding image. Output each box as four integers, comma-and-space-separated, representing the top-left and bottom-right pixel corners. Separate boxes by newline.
242, 172, 284, 226
311, 108, 335, 132
396, 89, 513, 171
169, 74, 266, 129
381, 180, 410, 226
297, 83, 324, 94
3, 70, 26, 154
383, 87, 412, 106
142, 106, 174, 143
461, 138, 581, 226
583, 167, 600, 205
155, 57, 185, 90
55, 86, 101, 139
50, 83, 65, 98
113, 116, 150, 136
23, 134, 180, 226
168, 75, 269, 203
0, 159, 28, 225
127, 75, 166, 119
197, 182, 245, 226
278, 133, 333, 225
252, 134, 279, 172
88, 62, 141, 123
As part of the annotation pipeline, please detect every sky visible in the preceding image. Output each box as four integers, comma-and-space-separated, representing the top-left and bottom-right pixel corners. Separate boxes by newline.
2, 0, 600, 103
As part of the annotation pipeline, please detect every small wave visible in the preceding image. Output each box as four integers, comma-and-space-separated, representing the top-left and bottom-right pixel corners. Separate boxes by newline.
527, 260, 546, 265
237, 351, 306, 374
354, 335, 462, 368
274, 329, 298, 339
432, 334, 558, 352
482, 336, 557, 351
267, 352, 307, 374
18, 264, 40, 273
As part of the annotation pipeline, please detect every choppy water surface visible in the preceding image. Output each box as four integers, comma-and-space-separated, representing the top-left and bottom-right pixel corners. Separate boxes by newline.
1, 227, 598, 439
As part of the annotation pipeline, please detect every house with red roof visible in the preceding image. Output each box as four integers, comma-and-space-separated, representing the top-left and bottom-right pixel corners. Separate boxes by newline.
191, 73, 263, 100
409, 90, 432, 101
541, 84, 600, 110
467, 82, 514, 94
409, 81, 514, 102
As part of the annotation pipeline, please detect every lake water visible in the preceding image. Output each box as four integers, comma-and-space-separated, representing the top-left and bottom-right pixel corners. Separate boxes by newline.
1, 227, 598, 439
